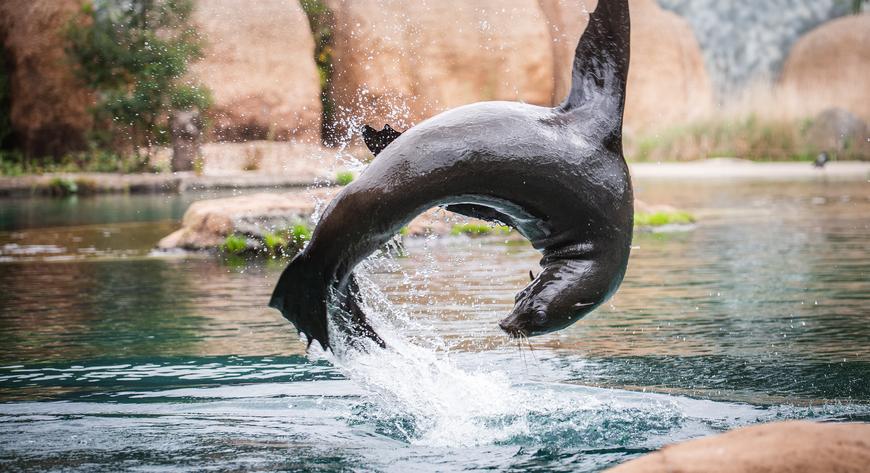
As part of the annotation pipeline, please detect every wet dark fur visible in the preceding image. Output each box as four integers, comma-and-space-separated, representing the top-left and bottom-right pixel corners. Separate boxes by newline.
271, 0, 633, 350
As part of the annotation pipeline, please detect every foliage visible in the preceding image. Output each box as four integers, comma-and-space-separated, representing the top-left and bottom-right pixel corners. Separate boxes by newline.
0, 148, 155, 176
625, 116, 826, 162
262, 231, 286, 256
0, 45, 11, 151
300, 0, 335, 144
222, 234, 248, 254
451, 223, 512, 237
634, 211, 695, 227
65, 0, 211, 156
290, 223, 313, 247
335, 170, 354, 186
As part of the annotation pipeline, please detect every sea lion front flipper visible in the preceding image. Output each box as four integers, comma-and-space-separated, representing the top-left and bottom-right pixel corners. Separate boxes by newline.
362, 124, 403, 156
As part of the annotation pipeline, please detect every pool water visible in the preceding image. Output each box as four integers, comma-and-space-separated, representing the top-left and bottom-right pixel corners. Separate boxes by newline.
1, 180, 868, 472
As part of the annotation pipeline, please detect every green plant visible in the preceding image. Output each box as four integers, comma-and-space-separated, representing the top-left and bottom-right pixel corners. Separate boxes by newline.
634, 211, 695, 227
65, 0, 212, 157
222, 234, 248, 254
290, 223, 312, 246
263, 231, 287, 256
47, 177, 78, 196
450, 223, 512, 236
335, 170, 354, 186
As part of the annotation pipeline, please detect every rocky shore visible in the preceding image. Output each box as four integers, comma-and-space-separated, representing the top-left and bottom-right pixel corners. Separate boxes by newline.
606, 421, 870, 473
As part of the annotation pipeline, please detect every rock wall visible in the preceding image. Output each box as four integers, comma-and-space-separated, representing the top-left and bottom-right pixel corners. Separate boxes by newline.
780, 14, 870, 121
538, 0, 713, 132
192, 0, 322, 142
0, 0, 92, 157
658, 0, 861, 95
325, 0, 555, 138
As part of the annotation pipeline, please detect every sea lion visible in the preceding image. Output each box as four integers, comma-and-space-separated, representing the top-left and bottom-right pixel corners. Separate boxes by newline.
271, 0, 633, 350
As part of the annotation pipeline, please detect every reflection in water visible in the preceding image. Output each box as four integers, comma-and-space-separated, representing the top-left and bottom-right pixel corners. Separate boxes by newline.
0, 180, 868, 471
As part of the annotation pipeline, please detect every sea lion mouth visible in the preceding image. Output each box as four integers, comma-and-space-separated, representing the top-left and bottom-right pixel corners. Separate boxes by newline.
498, 318, 528, 339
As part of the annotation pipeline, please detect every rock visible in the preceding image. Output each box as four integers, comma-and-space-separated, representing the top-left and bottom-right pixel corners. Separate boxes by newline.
157, 188, 337, 250
326, 0, 555, 137
191, 0, 322, 142
605, 421, 870, 473
657, 0, 858, 95
803, 108, 869, 160
0, 0, 93, 157
780, 14, 870, 122
541, 0, 713, 131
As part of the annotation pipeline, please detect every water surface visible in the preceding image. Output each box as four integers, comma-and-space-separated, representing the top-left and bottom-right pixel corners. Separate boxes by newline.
1, 180, 868, 471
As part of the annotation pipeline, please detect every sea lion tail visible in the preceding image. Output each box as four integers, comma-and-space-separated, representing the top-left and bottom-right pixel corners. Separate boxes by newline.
269, 252, 331, 350
561, 0, 630, 117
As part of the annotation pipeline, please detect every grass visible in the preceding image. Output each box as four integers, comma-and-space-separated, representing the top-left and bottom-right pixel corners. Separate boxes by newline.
222, 234, 248, 254
451, 223, 512, 237
0, 149, 157, 176
624, 115, 842, 162
335, 170, 354, 186
262, 231, 286, 256
634, 211, 695, 227
289, 223, 312, 246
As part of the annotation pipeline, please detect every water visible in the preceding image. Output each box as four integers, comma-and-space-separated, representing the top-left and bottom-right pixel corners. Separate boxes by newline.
1, 180, 868, 471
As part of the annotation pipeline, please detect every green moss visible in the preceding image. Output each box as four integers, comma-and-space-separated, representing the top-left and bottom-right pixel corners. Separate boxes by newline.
451, 223, 512, 236
335, 170, 354, 186
222, 234, 248, 254
634, 211, 695, 227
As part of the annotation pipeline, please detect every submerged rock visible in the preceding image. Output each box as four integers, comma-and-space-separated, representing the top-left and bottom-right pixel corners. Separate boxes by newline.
606, 421, 870, 473
780, 14, 870, 122
191, 0, 322, 142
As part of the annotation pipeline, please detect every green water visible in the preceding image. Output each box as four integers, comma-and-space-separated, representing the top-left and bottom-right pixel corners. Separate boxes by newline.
0, 180, 868, 472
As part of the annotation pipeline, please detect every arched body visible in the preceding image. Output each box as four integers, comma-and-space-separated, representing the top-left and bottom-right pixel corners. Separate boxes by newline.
271, 0, 632, 349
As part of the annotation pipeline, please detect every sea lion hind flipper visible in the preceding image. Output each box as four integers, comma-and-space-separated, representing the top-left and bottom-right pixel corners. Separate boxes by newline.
334, 274, 386, 349
362, 124, 403, 156
269, 255, 330, 350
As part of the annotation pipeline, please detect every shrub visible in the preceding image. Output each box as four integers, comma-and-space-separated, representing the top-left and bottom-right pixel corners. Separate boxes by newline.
65, 0, 212, 157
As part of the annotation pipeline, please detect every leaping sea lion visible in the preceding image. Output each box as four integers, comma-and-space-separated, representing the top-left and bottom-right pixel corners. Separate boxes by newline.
271, 0, 633, 350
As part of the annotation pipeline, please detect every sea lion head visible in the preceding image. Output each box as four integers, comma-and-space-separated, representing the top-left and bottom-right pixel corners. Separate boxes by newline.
498, 258, 619, 338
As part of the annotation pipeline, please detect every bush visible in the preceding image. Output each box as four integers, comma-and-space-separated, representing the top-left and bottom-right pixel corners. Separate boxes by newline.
65, 0, 211, 156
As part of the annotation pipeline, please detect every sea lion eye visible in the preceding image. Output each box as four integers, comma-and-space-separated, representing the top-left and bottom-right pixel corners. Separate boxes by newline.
535, 310, 547, 322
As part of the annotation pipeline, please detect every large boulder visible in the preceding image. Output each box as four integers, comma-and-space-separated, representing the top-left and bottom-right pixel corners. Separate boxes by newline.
0, 0, 93, 157
539, 0, 713, 132
326, 0, 555, 136
192, 0, 322, 142
780, 14, 870, 122
606, 421, 870, 473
